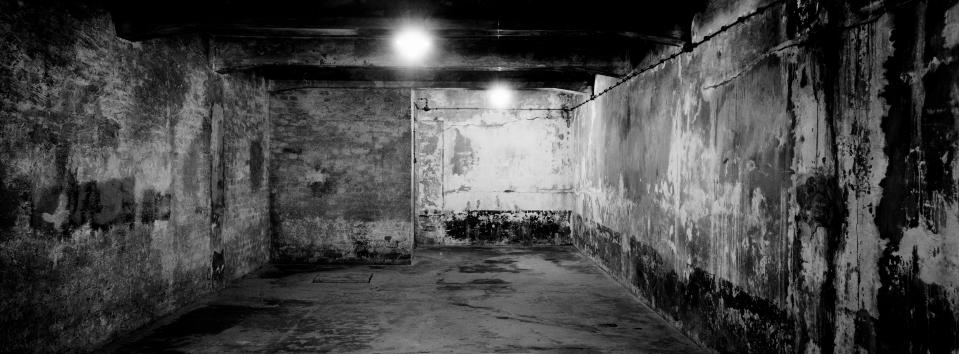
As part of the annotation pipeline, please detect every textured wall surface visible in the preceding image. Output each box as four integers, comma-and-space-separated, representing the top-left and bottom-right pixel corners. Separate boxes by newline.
270, 88, 412, 264
413, 89, 576, 245
571, 0, 959, 352
0, 1, 270, 351
215, 76, 271, 282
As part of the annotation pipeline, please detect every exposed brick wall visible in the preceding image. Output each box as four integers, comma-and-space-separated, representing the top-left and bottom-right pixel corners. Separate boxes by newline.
270, 88, 412, 264
412, 89, 576, 245
0, 1, 270, 351
217, 74, 271, 283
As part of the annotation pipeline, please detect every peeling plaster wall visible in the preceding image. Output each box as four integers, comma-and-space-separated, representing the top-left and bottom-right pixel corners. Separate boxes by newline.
0, 1, 270, 351
270, 88, 412, 264
413, 89, 577, 245
571, 0, 959, 352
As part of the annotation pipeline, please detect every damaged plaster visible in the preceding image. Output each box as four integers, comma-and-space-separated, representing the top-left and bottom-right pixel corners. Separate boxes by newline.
0, 1, 271, 351
413, 89, 578, 245
570, 0, 959, 352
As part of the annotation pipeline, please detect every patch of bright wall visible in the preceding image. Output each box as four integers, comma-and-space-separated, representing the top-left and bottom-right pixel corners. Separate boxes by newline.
414, 89, 578, 245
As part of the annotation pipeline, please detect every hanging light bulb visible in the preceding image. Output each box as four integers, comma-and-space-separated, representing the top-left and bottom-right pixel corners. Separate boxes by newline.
393, 26, 433, 63
487, 83, 513, 109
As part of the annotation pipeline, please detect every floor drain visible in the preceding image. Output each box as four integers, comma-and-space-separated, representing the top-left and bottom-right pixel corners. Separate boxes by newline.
312, 273, 373, 283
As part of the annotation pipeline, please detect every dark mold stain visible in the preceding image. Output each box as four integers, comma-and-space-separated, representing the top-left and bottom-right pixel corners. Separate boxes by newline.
795, 173, 847, 354
31, 174, 139, 234
443, 210, 571, 245
282, 147, 302, 155
574, 219, 795, 353
212, 251, 225, 281
853, 309, 877, 353
450, 129, 474, 175
250, 139, 263, 192
570, 217, 624, 278
139, 189, 171, 224
89, 178, 137, 230
874, 1, 959, 352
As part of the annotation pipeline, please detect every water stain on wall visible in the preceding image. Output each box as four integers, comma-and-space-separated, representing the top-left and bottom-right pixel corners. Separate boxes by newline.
571, 0, 959, 352
250, 139, 263, 192
451, 129, 474, 175
0, 1, 271, 350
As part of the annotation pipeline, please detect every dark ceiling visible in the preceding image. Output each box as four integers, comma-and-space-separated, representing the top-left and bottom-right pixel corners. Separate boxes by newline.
108, 0, 704, 91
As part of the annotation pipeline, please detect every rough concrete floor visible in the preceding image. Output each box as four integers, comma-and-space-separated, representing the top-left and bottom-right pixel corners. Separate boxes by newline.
107, 247, 706, 353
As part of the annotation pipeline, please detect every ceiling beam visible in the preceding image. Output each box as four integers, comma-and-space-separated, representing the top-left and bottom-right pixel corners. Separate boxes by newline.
270, 80, 593, 94
247, 66, 595, 92
212, 36, 638, 77
108, 0, 698, 44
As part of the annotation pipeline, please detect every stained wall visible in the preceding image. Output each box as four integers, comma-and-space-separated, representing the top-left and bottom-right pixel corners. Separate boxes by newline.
414, 89, 577, 245
0, 1, 271, 351
270, 88, 413, 264
571, 0, 959, 352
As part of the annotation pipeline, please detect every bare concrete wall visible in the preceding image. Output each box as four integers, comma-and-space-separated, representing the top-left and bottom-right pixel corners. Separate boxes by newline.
413, 89, 576, 245
270, 88, 412, 264
0, 1, 271, 351
571, 0, 959, 352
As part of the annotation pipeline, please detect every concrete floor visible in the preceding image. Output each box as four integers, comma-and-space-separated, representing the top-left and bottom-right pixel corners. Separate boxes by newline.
108, 247, 706, 353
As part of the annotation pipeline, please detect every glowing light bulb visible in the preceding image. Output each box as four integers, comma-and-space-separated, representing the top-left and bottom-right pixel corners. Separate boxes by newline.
487, 84, 513, 109
393, 27, 433, 63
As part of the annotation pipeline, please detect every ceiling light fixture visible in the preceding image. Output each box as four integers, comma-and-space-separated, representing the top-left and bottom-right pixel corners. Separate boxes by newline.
393, 26, 433, 63
487, 83, 513, 109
